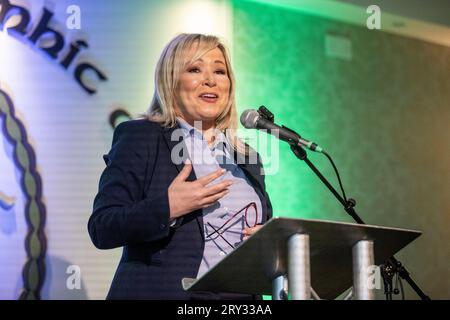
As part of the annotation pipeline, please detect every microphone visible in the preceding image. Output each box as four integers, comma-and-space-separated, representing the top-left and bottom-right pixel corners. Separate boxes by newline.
240, 109, 324, 153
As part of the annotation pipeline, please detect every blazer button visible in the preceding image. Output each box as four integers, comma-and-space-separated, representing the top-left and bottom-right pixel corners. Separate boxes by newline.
160, 223, 166, 230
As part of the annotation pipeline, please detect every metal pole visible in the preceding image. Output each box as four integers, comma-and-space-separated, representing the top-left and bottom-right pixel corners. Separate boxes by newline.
287, 234, 311, 300
352, 240, 375, 300
272, 275, 286, 300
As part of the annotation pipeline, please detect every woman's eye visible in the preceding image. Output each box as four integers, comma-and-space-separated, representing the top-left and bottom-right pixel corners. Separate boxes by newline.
188, 67, 200, 73
215, 69, 227, 75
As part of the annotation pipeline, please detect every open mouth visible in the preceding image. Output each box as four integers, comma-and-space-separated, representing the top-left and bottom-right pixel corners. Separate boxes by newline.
199, 93, 219, 103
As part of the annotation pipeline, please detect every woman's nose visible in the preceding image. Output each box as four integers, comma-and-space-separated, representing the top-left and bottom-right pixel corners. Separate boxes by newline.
202, 71, 216, 87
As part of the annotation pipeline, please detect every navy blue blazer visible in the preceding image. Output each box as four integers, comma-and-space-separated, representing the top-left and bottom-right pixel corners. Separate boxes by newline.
88, 119, 273, 299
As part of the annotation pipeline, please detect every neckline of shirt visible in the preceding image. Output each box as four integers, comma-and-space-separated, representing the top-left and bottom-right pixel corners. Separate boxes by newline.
176, 117, 229, 151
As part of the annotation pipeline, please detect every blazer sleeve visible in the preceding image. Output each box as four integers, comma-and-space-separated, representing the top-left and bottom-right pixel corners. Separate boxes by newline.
88, 121, 172, 249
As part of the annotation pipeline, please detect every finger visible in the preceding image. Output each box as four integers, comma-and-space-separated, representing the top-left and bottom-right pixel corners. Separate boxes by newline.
203, 180, 233, 197
197, 168, 225, 186
175, 162, 192, 181
201, 189, 229, 207
243, 225, 262, 236
243, 227, 252, 236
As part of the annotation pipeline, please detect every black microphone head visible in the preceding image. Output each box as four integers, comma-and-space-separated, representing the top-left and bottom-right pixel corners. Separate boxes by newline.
240, 109, 259, 129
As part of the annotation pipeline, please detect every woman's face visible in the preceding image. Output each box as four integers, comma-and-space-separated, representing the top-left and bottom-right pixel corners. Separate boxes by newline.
175, 47, 231, 128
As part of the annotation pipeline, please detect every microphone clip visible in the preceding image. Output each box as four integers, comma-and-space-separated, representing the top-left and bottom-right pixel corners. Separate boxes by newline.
258, 105, 274, 122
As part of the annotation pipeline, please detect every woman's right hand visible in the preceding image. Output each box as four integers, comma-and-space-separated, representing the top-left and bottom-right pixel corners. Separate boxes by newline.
168, 162, 232, 219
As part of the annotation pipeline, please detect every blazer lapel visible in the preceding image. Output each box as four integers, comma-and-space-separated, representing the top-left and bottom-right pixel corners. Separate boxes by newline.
161, 123, 204, 238
233, 149, 264, 193
162, 124, 199, 181
234, 149, 269, 223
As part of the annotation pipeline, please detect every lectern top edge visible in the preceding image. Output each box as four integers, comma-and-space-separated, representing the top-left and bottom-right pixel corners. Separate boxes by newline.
270, 216, 422, 235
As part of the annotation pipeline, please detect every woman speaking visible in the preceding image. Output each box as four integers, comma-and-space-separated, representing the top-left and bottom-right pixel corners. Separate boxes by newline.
88, 33, 272, 299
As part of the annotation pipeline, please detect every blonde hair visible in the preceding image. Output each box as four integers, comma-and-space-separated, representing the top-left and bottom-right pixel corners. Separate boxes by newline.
145, 33, 247, 154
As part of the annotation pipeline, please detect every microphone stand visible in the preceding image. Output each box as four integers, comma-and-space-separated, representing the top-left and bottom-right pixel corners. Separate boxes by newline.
289, 143, 430, 300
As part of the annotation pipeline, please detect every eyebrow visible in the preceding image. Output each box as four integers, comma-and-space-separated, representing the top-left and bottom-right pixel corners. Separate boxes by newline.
196, 58, 226, 65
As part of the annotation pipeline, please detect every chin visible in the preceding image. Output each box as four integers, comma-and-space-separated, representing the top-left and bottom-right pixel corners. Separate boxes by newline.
198, 110, 222, 122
